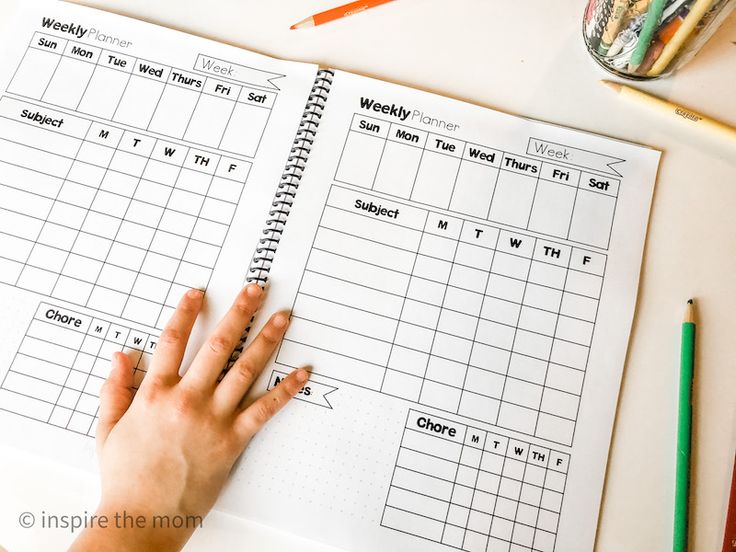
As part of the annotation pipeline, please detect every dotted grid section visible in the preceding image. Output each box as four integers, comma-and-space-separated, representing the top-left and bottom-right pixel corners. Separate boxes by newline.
0, 95, 249, 329
0, 302, 156, 437
275, 185, 605, 447
6, 31, 278, 158
334, 113, 620, 250
381, 410, 569, 552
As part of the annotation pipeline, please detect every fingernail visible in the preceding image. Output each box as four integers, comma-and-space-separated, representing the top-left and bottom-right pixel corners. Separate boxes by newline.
187, 288, 204, 299
273, 312, 289, 328
246, 284, 263, 297
295, 369, 308, 383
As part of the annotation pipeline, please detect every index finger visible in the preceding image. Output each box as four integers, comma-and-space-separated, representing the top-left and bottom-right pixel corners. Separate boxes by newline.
145, 289, 204, 386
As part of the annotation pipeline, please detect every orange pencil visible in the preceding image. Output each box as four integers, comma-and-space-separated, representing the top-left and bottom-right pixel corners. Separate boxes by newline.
290, 0, 397, 29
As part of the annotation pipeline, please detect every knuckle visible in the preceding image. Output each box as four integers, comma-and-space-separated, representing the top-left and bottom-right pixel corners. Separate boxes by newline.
261, 325, 282, 345
208, 334, 233, 354
159, 328, 182, 345
178, 299, 198, 314
250, 401, 273, 425
233, 298, 255, 317
235, 358, 258, 382
138, 380, 159, 403
142, 372, 167, 390
173, 387, 199, 414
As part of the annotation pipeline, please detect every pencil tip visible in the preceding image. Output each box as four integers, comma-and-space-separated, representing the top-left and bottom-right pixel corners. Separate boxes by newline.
684, 299, 696, 323
290, 17, 313, 29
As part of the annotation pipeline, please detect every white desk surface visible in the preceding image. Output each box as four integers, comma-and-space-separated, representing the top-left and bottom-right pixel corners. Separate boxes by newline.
0, 1, 734, 551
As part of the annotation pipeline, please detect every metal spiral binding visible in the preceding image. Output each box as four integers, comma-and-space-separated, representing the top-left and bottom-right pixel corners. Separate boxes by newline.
246, 69, 333, 286
228, 69, 334, 365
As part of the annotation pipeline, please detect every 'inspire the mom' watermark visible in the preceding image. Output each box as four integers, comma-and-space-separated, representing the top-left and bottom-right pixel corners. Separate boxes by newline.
18, 510, 203, 533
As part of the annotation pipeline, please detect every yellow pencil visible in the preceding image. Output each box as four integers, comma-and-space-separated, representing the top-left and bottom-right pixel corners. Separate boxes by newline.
602, 80, 736, 145
648, 0, 716, 76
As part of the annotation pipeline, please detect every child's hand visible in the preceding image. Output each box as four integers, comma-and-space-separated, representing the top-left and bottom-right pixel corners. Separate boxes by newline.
70, 284, 307, 552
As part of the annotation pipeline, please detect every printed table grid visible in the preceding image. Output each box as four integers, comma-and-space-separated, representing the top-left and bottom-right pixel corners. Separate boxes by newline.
381, 410, 568, 552
7, 32, 278, 158
275, 185, 606, 446
0, 96, 250, 329
334, 113, 620, 250
0, 302, 157, 438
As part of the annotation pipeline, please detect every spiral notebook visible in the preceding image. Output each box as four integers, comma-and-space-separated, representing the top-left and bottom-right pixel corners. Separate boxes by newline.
0, 2, 661, 552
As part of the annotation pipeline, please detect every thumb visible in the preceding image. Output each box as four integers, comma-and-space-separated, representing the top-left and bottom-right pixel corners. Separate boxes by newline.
96, 352, 134, 454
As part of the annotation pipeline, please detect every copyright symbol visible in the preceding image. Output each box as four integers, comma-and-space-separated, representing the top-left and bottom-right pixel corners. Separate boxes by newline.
18, 512, 34, 528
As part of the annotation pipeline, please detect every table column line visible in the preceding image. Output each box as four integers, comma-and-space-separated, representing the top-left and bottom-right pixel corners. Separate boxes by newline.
459, 431, 487, 550
14, 121, 93, 287
141, 154, 188, 326
6, 35, 42, 95
524, 164, 544, 231
416, 220, 465, 406
73, 49, 106, 112
482, 436, 510, 552
529, 454, 551, 552
96, 140, 160, 318
66, 319, 113, 431
86, 326, 151, 435
438, 427, 468, 545
147, 156, 224, 326
369, 123, 390, 191
142, 72, 170, 133
444, 141, 468, 211
37, 46, 65, 103
378, 211, 430, 393
50, 128, 125, 300
109, 55, 142, 122
179, 77, 210, 140
564, 171, 583, 242
457, 230, 502, 421
493, 236, 538, 427
547, 458, 570, 552
533, 250, 574, 438
45, 312, 95, 425
508, 448, 532, 550
407, 129, 430, 201
0, 306, 47, 397
569, 255, 607, 446
215, 82, 243, 151
380, 409, 413, 526
484, 151, 507, 222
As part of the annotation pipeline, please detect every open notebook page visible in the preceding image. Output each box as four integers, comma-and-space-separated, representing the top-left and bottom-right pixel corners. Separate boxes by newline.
229, 69, 661, 552
0, 0, 317, 469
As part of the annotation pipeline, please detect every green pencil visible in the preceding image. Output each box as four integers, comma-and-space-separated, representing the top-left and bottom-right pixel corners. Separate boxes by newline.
629, 0, 667, 71
675, 299, 696, 552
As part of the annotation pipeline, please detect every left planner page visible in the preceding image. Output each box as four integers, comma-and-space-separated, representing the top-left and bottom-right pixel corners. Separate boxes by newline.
0, 0, 318, 469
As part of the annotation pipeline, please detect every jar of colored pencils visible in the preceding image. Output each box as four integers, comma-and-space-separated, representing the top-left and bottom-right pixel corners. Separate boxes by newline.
583, 0, 736, 79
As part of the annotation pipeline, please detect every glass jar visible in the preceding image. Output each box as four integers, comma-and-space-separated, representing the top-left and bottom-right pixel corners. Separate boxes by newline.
583, 0, 736, 79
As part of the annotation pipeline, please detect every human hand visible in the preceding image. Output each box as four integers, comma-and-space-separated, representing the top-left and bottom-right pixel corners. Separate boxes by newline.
70, 284, 307, 552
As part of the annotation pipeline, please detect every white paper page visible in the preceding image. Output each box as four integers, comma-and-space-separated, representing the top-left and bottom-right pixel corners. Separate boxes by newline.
227, 70, 661, 552
0, 0, 317, 470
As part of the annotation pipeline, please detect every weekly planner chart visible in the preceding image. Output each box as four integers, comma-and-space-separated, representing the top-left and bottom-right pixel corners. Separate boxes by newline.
0, 3, 662, 552
0, 3, 318, 456
228, 71, 660, 552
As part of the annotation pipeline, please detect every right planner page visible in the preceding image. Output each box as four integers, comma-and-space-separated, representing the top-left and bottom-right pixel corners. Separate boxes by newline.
223, 70, 661, 552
